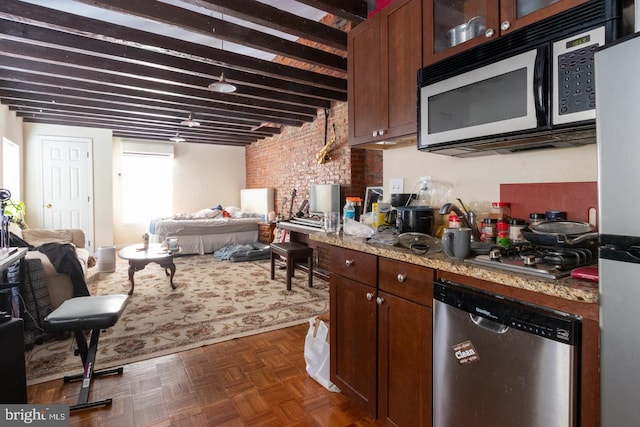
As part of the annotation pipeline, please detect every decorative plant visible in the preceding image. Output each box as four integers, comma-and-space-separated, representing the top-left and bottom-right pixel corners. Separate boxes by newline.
4, 199, 27, 229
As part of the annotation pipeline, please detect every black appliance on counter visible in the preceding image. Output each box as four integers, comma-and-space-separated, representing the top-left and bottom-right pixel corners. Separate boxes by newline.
417, 0, 623, 157
395, 206, 434, 235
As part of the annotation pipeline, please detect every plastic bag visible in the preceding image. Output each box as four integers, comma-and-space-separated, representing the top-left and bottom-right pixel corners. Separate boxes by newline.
343, 218, 375, 238
304, 316, 340, 392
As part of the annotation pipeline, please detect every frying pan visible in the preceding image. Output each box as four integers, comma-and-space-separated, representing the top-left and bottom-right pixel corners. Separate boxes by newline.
521, 220, 599, 247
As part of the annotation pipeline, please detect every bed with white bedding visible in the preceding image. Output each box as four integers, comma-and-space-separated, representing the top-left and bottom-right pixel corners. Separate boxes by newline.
148, 188, 274, 255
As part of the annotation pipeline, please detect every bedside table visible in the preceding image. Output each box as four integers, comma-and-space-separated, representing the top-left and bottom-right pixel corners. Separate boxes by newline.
258, 222, 276, 244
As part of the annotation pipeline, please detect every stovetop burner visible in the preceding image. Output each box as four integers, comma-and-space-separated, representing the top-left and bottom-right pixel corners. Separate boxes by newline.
465, 242, 597, 279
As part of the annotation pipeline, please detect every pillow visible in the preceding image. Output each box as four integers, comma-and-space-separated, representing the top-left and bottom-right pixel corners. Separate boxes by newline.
224, 206, 241, 216
22, 229, 73, 248
194, 208, 222, 219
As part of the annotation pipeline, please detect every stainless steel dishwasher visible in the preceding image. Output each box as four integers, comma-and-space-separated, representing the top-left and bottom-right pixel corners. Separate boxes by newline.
433, 279, 581, 427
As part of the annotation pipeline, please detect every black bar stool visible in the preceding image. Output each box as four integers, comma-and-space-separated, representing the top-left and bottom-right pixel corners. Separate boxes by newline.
270, 242, 313, 291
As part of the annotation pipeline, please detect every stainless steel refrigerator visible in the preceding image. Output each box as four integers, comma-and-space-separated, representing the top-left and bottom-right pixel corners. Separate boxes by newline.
595, 32, 640, 427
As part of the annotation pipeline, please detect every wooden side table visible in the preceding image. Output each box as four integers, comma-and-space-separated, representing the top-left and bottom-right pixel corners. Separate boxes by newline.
258, 222, 276, 244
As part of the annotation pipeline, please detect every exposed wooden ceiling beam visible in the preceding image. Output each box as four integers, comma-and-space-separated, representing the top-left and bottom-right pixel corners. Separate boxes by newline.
72, 0, 346, 72
178, 0, 347, 50
0, 0, 360, 145
294, 0, 368, 23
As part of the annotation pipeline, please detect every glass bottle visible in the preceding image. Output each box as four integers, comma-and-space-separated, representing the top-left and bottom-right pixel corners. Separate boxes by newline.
481, 218, 497, 244
490, 202, 511, 220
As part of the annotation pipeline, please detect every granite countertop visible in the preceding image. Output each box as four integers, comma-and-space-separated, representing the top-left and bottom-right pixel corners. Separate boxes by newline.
310, 232, 598, 304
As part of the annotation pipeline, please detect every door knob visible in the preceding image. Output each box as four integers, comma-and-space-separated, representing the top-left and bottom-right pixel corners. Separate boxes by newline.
366, 292, 374, 301
376, 297, 384, 305
46, 203, 52, 208
397, 273, 407, 283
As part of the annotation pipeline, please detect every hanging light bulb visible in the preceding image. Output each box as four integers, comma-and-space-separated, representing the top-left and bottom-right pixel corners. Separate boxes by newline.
169, 132, 185, 143
180, 112, 200, 127
208, 71, 236, 93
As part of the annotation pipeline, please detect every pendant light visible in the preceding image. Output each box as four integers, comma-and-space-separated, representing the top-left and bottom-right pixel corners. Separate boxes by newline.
207, 15, 236, 94
169, 132, 185, 143
180, 112, 200, 127
208, 71, 236, 93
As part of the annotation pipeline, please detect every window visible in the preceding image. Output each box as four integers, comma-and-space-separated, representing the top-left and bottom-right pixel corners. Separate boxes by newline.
121, 154, 173, 224
2, 138, 20, 201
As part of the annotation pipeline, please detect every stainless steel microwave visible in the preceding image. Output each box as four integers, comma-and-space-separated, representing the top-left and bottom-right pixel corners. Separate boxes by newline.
418, 0, 622, 157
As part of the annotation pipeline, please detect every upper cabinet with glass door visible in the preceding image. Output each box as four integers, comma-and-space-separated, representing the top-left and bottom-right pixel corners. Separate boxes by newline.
423, 0, 591, 65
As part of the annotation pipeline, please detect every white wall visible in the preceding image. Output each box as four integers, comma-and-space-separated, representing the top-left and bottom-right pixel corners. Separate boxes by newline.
383, 142, 598, 206
112, 138, 246, 245
22, 123, 114, 250
0, 105, 24, 193
20, 125, 247, 248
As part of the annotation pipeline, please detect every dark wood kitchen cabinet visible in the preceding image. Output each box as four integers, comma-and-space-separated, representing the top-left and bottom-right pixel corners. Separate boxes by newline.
330, 247, 378, 415
423, 0, 590, 65
347, 0, 422, 146
330, 247, 433, 425
378, 258, 433, 426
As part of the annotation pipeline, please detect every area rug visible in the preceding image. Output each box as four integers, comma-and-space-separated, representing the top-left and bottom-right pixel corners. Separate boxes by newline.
25, 254, 329, 385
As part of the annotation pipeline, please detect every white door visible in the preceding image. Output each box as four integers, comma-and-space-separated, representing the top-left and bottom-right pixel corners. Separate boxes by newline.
41, 137, 94, 253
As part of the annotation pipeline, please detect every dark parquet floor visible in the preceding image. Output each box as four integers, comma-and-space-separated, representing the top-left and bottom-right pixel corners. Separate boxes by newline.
26, 323, 380, 426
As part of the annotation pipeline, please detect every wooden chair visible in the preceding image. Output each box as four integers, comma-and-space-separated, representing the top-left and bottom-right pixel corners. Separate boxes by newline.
270, 242, 313, 291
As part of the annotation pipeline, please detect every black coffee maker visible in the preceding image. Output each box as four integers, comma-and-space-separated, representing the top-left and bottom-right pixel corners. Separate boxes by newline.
389, 193, 434, 235
395, 206, 434, 235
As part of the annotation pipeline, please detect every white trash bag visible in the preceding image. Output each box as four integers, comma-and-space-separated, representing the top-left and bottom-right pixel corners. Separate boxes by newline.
304, 315, 340, 392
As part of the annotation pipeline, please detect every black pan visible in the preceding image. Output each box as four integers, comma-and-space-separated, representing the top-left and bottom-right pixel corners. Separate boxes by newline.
521, 220, 599, 248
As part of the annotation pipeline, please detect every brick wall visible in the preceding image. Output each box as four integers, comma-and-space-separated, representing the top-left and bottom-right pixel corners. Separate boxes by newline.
246, 101, 382, 214
245, 101, 382, 272
245, 13, 381, 272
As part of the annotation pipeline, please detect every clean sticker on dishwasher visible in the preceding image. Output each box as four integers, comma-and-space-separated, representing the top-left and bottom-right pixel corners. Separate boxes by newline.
452, 340, 480, 365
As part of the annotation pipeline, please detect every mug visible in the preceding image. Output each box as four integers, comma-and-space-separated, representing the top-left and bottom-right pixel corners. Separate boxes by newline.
442, 227, 471, 260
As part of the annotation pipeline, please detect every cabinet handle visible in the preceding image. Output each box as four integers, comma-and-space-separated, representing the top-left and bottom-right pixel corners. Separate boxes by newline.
397, 273, 407, 283
372, 130, 378, 137
366, 292, 374, 301
500, 21, 511, 31
345, 259, 353, 267
485, 28, 495, 38
378, 129, 385, 136
376, 297, 384, 305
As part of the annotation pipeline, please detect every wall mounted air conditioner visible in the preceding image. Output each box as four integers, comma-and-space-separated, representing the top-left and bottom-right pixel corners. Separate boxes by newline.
122, 140, 174, 158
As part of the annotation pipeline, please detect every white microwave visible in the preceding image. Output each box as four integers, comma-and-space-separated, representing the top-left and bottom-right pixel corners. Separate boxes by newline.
417, 6, 620, 157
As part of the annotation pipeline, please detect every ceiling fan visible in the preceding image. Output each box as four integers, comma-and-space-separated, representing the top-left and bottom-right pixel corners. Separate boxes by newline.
180, 113, 200, 127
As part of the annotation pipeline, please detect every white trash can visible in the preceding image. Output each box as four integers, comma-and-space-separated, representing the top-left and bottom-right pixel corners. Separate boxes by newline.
97, 246, 116, 273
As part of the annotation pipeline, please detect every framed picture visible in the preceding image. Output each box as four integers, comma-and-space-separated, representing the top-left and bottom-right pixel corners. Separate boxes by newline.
363, 186, 384, 214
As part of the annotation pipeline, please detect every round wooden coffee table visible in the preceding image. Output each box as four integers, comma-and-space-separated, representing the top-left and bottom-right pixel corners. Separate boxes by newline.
118, 243, 179, 295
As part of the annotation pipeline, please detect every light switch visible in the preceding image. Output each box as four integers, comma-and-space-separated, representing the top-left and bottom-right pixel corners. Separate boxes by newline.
390, 178, 403, 194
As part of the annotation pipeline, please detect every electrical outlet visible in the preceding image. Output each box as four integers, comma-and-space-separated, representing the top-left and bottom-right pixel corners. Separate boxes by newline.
390, 178, 403, 194
419, 176, 432, 190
